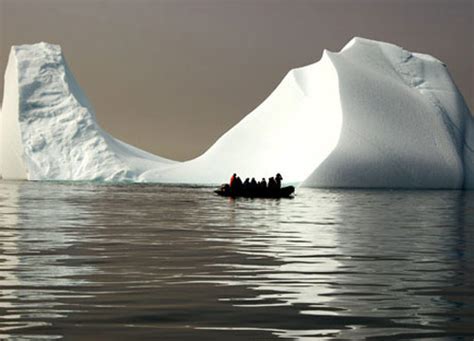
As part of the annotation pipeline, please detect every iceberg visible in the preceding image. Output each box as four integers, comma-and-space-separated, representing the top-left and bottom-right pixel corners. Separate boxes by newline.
0, 43, 175, 181
303, 38, 474, 188
1, 38, 472, 188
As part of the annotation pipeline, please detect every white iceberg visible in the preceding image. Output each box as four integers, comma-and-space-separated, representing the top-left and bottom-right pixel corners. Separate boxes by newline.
0, 43, 175, 181
1, 38, 472, 188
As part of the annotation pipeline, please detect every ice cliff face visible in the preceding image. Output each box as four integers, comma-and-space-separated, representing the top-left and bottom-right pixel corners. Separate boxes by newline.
303, 38, 474, 188
0, 43, 175, 181
1, 38, 472, 188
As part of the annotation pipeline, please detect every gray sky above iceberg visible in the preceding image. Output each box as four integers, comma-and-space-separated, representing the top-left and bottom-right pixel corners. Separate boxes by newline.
0, 0, 472, 161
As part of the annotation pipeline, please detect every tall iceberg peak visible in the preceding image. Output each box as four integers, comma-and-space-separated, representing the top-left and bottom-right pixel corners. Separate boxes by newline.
1, 42, 175, 181
1, 38, 472, 188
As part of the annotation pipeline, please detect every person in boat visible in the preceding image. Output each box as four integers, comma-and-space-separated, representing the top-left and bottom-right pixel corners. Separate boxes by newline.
258, 178, 267, 190
268, 177, 278, 193
234, 176, 243, 192
275, 173, 283, 189
241, 178, 249, 194
230, 173, 237, 188
250, 177, 258, 189
247, 178, 257, 196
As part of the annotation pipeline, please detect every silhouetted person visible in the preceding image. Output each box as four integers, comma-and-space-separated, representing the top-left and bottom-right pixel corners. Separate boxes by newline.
250, 177, 257, 189
243, 178, 250, 193
275, 173, 283, 189
258, 178, 267, 190
246, 178, 256, 196
234, 176, 243, 193
268, 177, 277, 193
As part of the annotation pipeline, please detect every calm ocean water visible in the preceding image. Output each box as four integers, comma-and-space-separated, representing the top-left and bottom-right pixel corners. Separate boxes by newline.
0, 181, 473, 340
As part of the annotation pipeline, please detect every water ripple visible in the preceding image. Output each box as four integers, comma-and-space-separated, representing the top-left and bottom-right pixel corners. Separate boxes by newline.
0, 181, 473, 339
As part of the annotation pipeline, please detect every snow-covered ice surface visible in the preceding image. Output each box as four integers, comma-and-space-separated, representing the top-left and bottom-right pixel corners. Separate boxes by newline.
139, 48, 343, 184
1, 38, 472, 188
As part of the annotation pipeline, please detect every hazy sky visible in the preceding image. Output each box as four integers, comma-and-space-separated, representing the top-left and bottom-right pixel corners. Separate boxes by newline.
1, 0, 472, 160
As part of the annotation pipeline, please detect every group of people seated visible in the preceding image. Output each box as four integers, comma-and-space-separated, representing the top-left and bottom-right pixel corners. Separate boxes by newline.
230, 173, 283, 191
221, 173, 284, 196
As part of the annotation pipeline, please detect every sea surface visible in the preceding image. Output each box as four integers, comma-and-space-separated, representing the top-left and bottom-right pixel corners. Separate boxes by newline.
0, 181, 473, 340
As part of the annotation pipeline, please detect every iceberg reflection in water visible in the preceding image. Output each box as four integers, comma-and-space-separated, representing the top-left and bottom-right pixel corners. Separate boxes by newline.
0, 181, 473, 339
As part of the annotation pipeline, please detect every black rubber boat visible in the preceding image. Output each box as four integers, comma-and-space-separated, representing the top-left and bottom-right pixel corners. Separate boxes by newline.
214, 185, 295, 199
